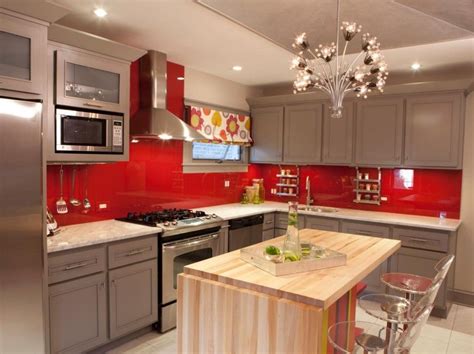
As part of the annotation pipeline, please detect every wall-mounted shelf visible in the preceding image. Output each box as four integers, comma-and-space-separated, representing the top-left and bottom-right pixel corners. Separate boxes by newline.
353, 167, 382, 205
275, 166, 299, 198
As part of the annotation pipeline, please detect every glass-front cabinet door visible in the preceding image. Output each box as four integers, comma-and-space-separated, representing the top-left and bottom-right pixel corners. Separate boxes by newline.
0, 11, 47, 94
56, 50, 129, 113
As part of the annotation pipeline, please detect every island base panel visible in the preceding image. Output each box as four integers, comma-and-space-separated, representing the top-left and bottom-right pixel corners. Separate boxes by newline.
177, 274, 357, 354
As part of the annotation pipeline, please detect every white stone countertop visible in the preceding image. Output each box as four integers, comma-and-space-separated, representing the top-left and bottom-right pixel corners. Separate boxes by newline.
200, 201, 461, 232
47, 202, 461, 254
47, 219, 160, 253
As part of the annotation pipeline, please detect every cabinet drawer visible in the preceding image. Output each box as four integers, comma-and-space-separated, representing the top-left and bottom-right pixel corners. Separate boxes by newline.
262, 228, 275, 241
108, 236, 157, 269
305, 216, 339, 232
393, 227, 448, 252
48, 245, 106, 285
274, 228, 286, 237
263, 213, 275, 230
275, 212, 304, 229
341, 221, 390, 238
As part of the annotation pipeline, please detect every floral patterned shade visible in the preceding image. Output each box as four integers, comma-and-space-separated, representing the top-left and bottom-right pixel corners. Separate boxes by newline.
187, 105, 252, 145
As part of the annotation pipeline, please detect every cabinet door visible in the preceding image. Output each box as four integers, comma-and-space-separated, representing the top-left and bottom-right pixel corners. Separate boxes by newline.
250, 106, 284, 163
305, 216, 340, 232
284, 103, 323, 163
0, 12, 47, 94
323, 102, 354, 164
392, 247, 446, 310
56, 50, 129, 113
355, 98, 404, 166
109, 260, 158, 339
341, 221, 391, 292
49, 273, 107, 354
262, 228, 275, 240
405, 93, 463, 168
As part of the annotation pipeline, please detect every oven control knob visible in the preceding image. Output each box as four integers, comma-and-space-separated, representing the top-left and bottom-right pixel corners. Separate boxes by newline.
211, 213, 218, 218
172, 220, 178, 226
205, 215, 211, 219
163, 221, 170, 227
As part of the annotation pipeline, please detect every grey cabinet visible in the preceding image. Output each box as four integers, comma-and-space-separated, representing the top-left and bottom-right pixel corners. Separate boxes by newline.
284, 103, 323, 164
262, 213, 275, 240
0, 11, 47, 94
404, 93, 463, 168
341, 221, 391, 291
56, 49, 129, 113
305, 216, 340, 232
49, 273, 107, 354
322, 103, 354, 164
109, 259, 158, 339
250, 106, 284, 163
275, 212, 304, 230
355, 98, 404, 166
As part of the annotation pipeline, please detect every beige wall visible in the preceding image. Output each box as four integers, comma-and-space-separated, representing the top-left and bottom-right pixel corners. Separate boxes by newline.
184, 67, 262, 112
455, 90, 474, 294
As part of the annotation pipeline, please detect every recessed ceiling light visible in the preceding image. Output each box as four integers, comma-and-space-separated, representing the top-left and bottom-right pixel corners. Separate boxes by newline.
232, 65, 242, 71
177, 76, 185, 81
411, 62, 421, 71
94, 8, 107, 18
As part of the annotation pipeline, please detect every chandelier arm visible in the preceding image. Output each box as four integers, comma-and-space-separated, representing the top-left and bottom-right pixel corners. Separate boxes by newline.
315, 61, 333, 87
341, 50, 365, 84
335, 0, 341, 87
338, 41, 349, 92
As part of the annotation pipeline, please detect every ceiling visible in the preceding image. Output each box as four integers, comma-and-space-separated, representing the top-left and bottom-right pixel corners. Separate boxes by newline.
38, 0, 474, 86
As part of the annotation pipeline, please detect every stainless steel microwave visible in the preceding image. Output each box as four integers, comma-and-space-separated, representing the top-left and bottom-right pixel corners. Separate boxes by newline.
55, 108, 124, 154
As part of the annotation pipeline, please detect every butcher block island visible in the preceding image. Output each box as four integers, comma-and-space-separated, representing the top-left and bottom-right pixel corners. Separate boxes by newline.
177, 229, 401, 354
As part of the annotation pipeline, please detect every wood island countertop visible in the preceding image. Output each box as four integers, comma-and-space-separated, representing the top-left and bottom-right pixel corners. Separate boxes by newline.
184, 229, 401, 309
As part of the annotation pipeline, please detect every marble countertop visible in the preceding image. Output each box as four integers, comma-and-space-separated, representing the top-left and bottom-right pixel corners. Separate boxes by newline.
47, 220, 160, 253
201, 201, 461, 232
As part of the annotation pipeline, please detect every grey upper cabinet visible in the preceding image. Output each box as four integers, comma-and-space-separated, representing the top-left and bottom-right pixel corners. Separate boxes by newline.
56, 49, 129, 113
250, 106, 284, 163
355, 98, 404, 166
404, 93, 463, 168
49, 273, 107, 354
284, 103, 323, 164
322, 102, 354, 165
0, 11, 47, 95
109, 259, 158, 339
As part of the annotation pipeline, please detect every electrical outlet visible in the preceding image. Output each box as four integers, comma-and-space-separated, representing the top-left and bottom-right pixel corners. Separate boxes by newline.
224, 180, 230, 188
99, 203, 107, 209
380, 196, 388, 201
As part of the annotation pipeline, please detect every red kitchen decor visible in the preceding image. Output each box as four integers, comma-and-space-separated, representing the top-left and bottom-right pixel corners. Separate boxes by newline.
46, 60, 462, 226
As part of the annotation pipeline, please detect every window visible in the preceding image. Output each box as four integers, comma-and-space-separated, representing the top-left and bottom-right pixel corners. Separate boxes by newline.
192, 142, 241, 161
183, 142, 248, 173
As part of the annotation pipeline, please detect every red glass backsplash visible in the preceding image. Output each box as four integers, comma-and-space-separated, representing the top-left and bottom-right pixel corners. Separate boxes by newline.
252, 164, 461, 219
46, 60, 462, 226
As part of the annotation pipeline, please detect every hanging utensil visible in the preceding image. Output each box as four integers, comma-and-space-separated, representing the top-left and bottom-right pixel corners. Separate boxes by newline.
70, 166, 81, 207
83, 166, 91, 210
56, 165, 68, 214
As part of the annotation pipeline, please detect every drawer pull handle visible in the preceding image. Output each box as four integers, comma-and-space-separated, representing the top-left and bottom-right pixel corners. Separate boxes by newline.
126, 247, 149, 256
265, 220, 273, 224
83, 102, 103, 108
64, 260, 92, 270
407, 237, 428, 243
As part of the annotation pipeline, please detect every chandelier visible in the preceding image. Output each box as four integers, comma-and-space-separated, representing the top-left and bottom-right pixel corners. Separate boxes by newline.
291, 0, 388, 118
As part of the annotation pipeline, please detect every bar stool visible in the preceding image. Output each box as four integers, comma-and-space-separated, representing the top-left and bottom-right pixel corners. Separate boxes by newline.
391, 305, 433, 354
327, 320, 396, 353
380, 254, 454, 301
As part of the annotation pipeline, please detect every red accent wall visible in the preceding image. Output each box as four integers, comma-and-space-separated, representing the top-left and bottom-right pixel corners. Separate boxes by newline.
46, 60, 462, 226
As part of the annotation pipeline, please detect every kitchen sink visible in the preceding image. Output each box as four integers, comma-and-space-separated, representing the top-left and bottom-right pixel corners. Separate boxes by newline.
298, 206, 339, 213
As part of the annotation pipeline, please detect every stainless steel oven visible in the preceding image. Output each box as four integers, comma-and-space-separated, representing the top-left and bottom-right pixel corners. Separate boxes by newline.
55, 107, 124, 154
160, 227, 224, 332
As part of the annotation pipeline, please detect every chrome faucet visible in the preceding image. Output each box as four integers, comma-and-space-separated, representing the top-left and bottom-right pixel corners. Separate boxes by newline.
305, 176, 314, 207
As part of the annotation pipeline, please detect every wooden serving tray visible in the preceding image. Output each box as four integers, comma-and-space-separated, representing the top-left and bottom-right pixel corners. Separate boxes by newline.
240, 243, 347, 276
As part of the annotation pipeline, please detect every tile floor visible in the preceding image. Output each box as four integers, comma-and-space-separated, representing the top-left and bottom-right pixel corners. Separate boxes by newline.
108, 304, 473, 353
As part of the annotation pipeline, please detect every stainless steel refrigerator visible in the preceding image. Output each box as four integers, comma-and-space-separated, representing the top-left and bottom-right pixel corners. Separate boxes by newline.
0, 96, 46, 352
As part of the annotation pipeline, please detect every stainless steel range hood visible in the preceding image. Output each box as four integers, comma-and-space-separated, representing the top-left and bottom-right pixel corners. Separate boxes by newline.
131, 50, 206, 141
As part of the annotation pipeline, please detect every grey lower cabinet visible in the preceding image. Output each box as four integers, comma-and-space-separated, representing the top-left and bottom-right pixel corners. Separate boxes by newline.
49, 273, 107, 354
109, 259, 158, 339
305, 216, 340, 232
322, 103, 354, 165
262, 213, 275, 240
250, 106, 284, 163
341, 221, 391, 292
404, 93, 463, 168
284, 103, 323, 164
355, 98, 404, 166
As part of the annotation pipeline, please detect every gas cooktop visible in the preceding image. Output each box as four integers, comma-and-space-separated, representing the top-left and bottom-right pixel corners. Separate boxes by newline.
116, 208, 222, 231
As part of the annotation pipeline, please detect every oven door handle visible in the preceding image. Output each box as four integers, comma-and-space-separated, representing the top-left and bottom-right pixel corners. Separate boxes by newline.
163, 233, 220, 250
